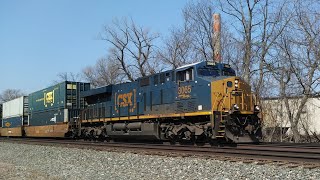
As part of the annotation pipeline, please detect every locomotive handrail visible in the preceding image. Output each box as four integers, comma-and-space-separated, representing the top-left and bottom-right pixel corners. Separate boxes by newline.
212, 92, 229, 111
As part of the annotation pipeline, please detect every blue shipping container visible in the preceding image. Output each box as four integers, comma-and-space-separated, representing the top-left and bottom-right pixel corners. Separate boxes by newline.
2, 116, 25, 128
29, 81, 90, 112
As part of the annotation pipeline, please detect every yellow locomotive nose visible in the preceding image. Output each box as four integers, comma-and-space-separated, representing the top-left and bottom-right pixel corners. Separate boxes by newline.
211, 77, 256, 113
210, 76, 262, 143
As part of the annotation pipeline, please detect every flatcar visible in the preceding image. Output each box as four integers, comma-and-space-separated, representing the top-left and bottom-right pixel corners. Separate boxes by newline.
0, 82, 90, 137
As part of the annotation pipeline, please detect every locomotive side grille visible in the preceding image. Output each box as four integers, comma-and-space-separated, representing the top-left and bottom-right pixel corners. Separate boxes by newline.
187, 101, 196, 112
175, 101, 196, 113
176, 102, 184, 113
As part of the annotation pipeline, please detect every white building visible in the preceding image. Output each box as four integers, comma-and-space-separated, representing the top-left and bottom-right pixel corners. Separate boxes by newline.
262, 96, 320, 136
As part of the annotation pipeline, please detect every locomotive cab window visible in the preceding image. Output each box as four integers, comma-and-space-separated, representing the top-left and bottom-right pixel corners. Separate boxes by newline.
222, 67, 236, 76
160, 73, 166, 83
176, 68, 194, 82
198, 67, 220, 77
153, 75, 159, 85
165, 72, 170, 81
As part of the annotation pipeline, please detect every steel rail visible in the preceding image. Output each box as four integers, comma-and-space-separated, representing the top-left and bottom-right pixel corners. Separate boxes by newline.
1, 138, 320, 165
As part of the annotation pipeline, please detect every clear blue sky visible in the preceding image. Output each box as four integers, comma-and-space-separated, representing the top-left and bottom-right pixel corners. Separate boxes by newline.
0, 0, 188, 94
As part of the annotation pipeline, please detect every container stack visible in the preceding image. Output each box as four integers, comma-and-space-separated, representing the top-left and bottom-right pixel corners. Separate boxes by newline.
1, 96, 29, 136
28, 81, 90, 126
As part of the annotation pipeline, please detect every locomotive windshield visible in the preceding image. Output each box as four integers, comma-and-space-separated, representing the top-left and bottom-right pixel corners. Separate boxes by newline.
198, 67, 220, 77
222, 67, 236, 76
198, 66, 236, 77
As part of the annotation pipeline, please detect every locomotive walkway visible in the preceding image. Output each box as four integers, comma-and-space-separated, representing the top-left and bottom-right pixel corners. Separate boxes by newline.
1, 137, 320, 169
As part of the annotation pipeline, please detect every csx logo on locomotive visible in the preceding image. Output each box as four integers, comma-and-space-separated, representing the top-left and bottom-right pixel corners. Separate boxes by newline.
115, 89, 136, 113
118, 93, 133, 107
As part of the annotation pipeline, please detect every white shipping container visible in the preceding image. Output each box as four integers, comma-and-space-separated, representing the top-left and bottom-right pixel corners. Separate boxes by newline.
2, 96, 28, 119
262, 97, 320, 135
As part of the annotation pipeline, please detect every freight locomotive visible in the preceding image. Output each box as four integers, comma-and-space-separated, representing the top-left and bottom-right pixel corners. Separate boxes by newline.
0, 61, 262, 143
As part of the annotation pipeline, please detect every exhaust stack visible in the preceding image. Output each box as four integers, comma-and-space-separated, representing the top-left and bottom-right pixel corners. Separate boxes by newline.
213, 13, 221, 63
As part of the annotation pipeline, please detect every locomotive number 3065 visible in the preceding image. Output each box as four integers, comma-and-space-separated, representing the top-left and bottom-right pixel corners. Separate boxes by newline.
178, 85, 192, 99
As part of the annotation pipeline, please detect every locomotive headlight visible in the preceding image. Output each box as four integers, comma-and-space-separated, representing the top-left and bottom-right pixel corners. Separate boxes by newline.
233, 104, 239, 111
254, 105, 260, 111
235, 79, 239, 88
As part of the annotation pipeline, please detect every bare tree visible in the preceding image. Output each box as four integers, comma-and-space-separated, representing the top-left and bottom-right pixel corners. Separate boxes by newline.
157, 27, 194, 69
82, 58, 123, 88
268, 0, 320, 142
182, 0, 215, 62
54, 72, 82, 83
217, 0, 261, 83
101, 18, 159, 81
217, 0, 289, 87
159, 0, 238, 69
0, 89, 25, 103
252, 0, 292, 97
213, 0, 295, 108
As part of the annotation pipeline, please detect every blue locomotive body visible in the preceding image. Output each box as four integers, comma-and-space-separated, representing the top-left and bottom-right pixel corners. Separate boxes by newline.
82, 62, 214, 119
80, 61, 262, 143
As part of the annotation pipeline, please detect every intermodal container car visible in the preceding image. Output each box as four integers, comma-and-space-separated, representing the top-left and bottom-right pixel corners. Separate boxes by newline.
28, 81, 90, 126
2, 96, 28, 128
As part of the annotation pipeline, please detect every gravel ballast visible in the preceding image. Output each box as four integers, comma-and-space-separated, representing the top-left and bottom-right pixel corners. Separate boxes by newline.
0, 142, 319, 180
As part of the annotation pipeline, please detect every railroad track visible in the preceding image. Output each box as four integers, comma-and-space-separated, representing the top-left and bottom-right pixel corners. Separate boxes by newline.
1, 138, 320, 168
